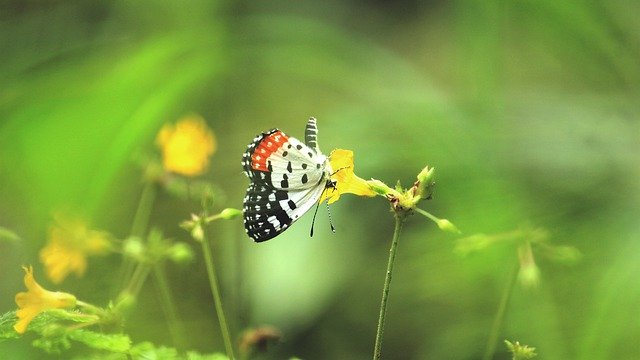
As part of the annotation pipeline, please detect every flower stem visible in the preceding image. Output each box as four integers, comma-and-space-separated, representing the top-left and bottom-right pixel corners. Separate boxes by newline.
118, 180, 157, 293
201, 226, 235, 359
127, 262, 151, 296
414, 207, 438, 222
131, 180, 157, 238
373, 214, 405, 360
482, 260, 519, 360
153, 263, 187, 348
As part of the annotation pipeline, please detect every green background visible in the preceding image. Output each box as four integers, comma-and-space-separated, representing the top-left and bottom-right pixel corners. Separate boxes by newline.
1, 1, 639, 359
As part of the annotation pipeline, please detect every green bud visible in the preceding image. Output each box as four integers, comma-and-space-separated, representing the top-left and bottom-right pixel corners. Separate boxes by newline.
436, 219, 461, 234
167, 243, 194, 264
518, 242, 540, 289
413, 166, 435, 200
416, 165, 434, 184
122, 237, 145, 260
191, 223, 204, 242
505, 340, 537, 359
518, 262, 541, 289
220, 208, 242, 220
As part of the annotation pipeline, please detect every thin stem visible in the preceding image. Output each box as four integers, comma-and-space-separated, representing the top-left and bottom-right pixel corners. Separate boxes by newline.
153, 263, 187, 348
118, 180, 157, 293
126, 262, 151, 296
202, 226, 235, 359
482, 260, 519, 360
131, 180, 157, 238
414, 207, 438, 223
373, 214, 405, 360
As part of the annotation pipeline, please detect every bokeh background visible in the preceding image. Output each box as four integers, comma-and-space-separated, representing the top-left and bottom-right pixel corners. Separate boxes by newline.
1, 0, 639, 359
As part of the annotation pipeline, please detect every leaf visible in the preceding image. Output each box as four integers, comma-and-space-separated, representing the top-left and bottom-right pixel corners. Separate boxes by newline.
31, 325, 71, 354
67, 329, 131, 353
130, 342, 180, 359
0, 311, 20, 340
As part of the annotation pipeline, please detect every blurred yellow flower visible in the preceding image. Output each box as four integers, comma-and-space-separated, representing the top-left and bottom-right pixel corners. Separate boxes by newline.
39, 214, 112, 284
156, 115, 217, 176
320, 149, 376, 204
14, 266, 77, 334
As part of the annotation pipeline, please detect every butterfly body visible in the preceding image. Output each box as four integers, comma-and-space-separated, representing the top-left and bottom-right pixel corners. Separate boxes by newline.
242, 118, 333, 242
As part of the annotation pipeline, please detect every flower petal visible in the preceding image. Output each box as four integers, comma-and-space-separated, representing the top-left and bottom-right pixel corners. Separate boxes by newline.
156, 115, 217, 176
320, 149, 375, 204
14, 266, 76, 334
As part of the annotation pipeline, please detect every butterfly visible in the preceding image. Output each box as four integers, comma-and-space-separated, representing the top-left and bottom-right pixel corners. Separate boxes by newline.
242, 117, 335, 242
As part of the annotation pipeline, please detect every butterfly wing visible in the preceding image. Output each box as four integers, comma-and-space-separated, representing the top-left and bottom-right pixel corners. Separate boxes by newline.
243, 182, 326, 242
241, 118, 332, 242
243, 130, 327, 191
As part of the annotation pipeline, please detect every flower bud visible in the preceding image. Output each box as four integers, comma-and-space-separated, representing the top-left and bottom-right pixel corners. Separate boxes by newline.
436, 219, 461, 234
518, 242, 540, 289
191, 223, 204, 242
416, 165, 435, 184
122, 237, 145, 260
167, 243, 194, 264
518, 261, 541, 289
220, 208, 242, 220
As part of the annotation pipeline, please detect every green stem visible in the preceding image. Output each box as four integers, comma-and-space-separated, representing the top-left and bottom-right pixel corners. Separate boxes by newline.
373, 214, 405, 360
118, 180, 157, 293
131, 180, 157, 238
126, 262, 151, 296
482, 260, 519, 360
202, 226, 235, 359
153, 263, 187, 348
414, 207, 438, 223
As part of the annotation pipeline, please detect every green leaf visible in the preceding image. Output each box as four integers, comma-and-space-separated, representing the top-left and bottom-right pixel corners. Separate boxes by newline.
130, 342, 180, 359
32, 327, 72, 354
0, 311, 19, 340
67, 329, 131, 353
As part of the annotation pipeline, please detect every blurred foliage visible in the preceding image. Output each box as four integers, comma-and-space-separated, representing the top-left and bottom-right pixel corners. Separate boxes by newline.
1, 0, 639, 359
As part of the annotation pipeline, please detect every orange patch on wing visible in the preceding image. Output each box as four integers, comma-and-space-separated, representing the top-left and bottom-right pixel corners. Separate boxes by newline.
251, 131, 289, 171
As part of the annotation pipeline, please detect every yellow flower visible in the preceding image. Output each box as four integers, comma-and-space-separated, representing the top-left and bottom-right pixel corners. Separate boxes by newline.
156, 114, 217, 176
14, 266, 77, 334
320, 149, 376, 204
39, 214, 112, 284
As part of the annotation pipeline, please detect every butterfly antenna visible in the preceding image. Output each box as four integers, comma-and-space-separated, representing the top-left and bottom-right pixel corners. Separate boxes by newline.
326, 202, 336, 233
310, 199, 322, 237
